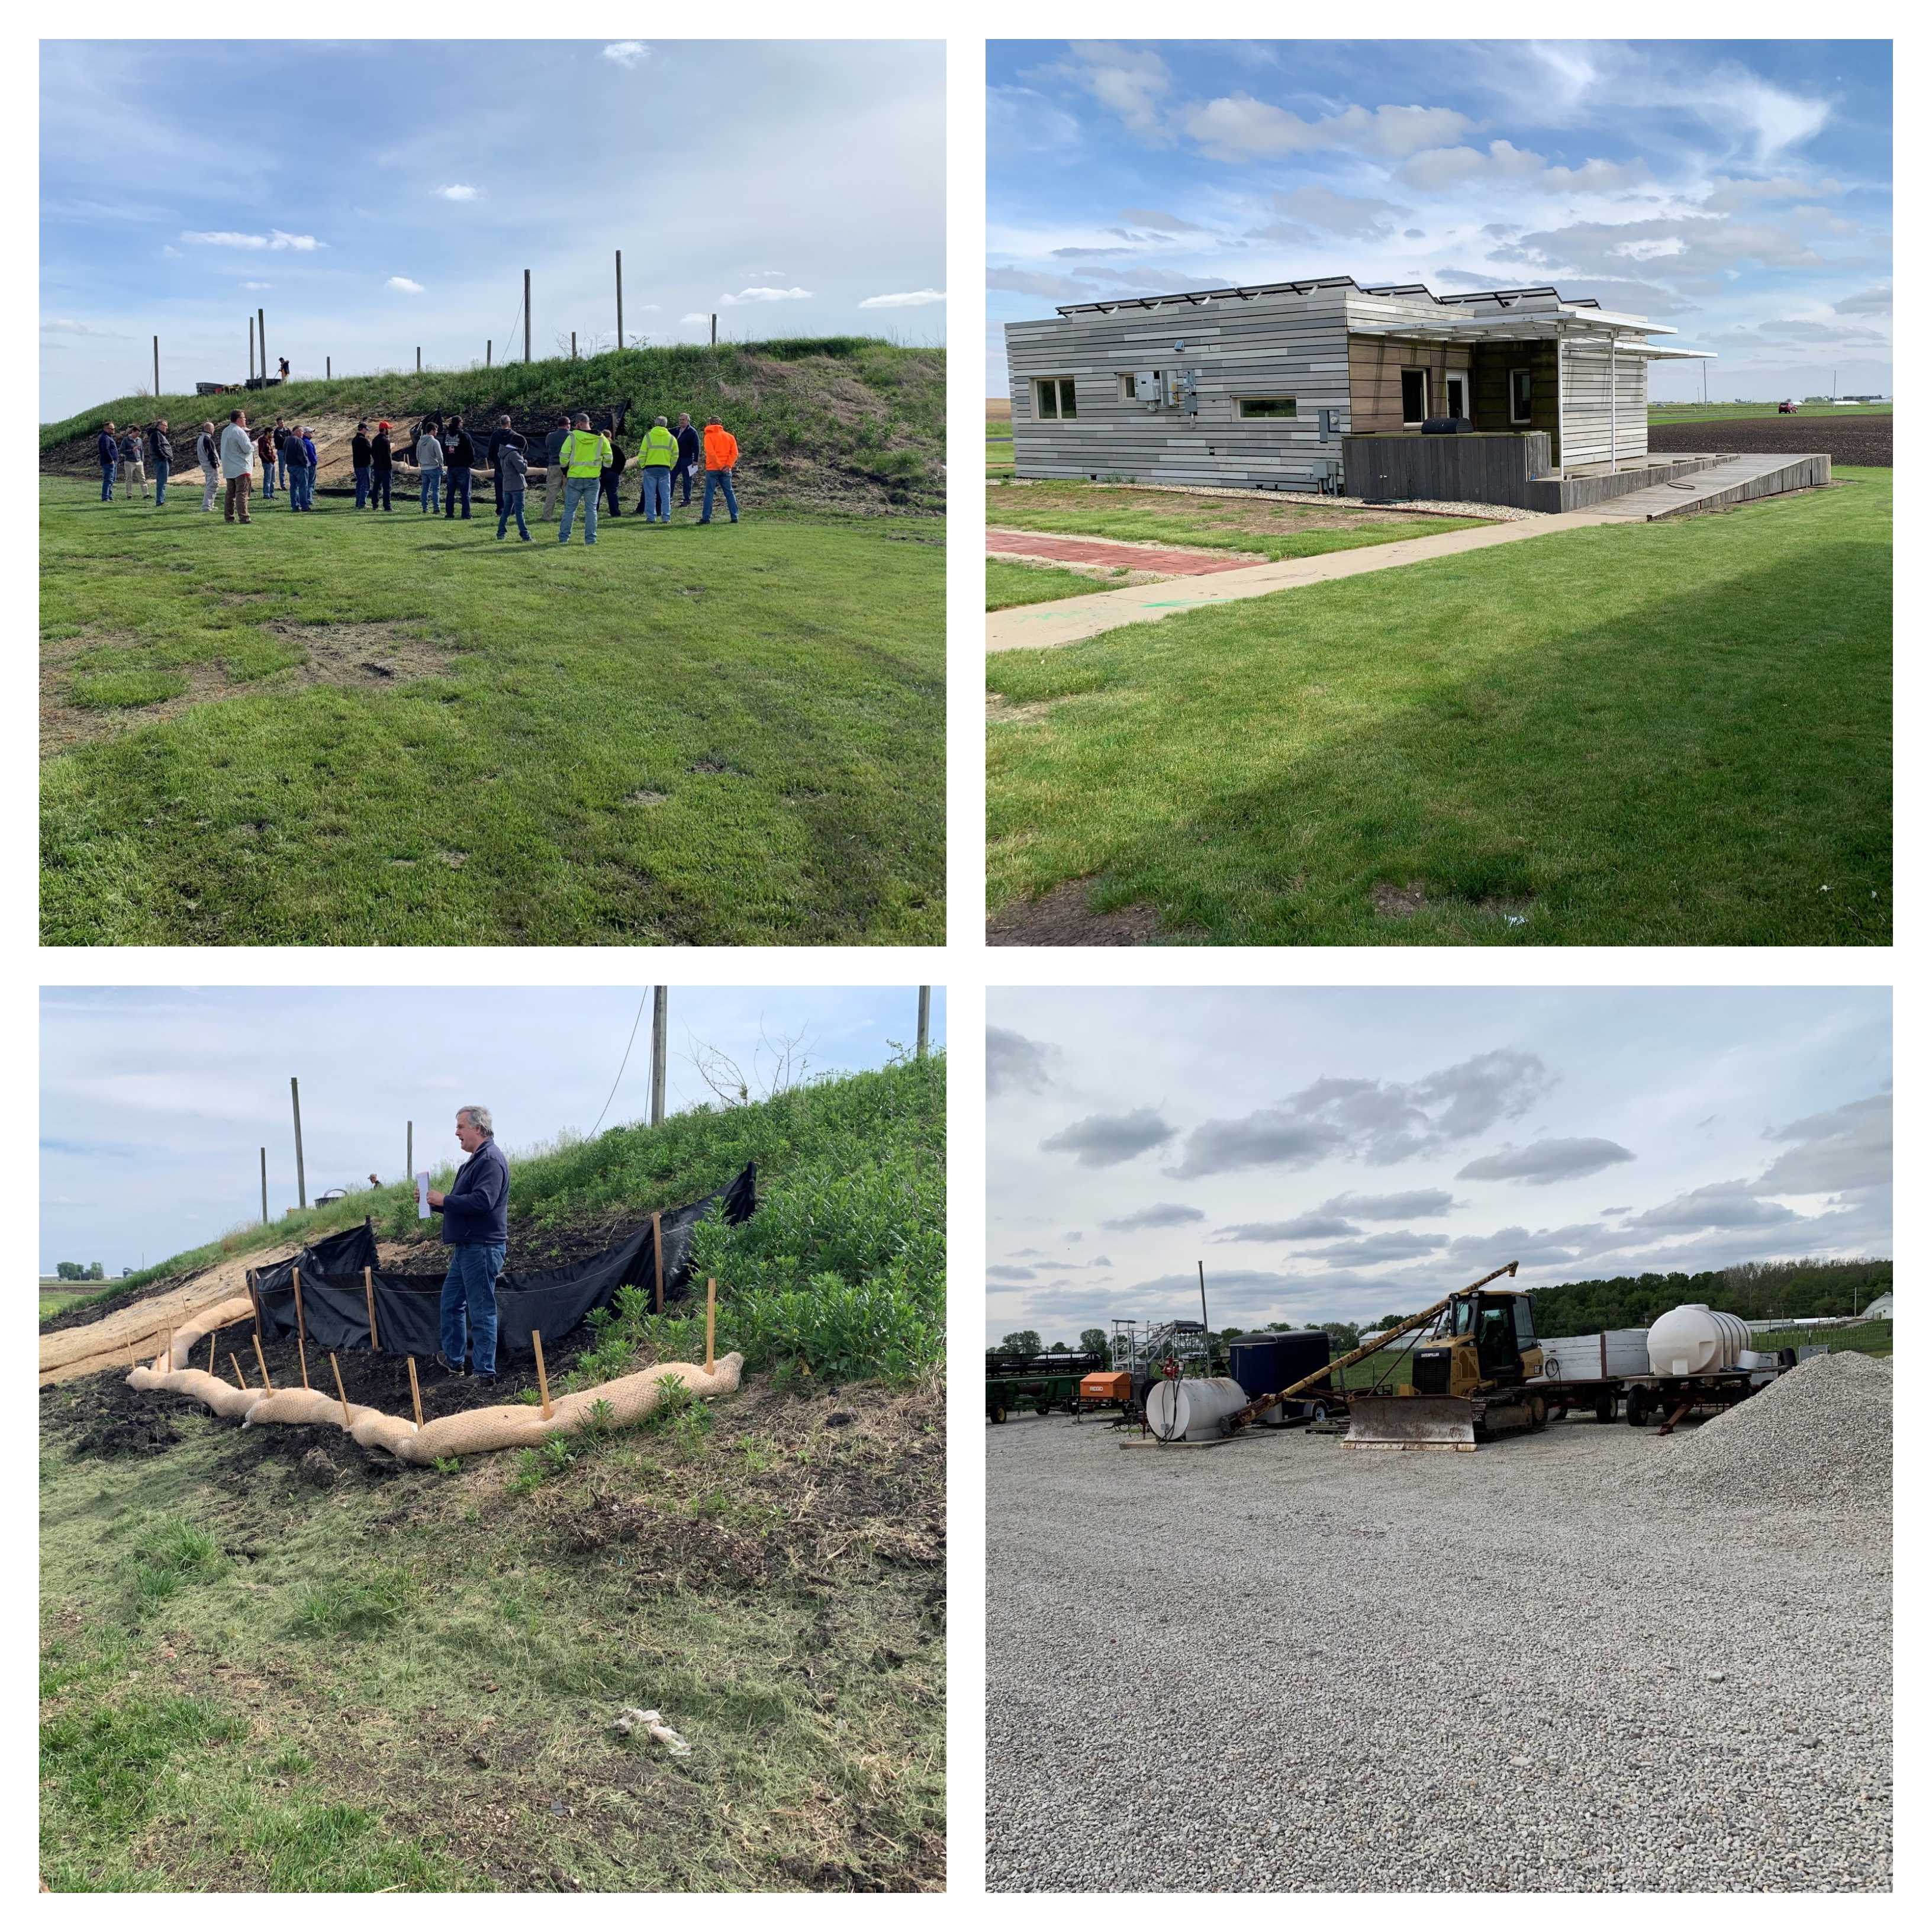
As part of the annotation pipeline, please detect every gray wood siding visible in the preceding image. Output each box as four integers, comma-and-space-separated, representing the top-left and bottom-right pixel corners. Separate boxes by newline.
1004, 287, 1354, 488
1560, 342, 1650, 466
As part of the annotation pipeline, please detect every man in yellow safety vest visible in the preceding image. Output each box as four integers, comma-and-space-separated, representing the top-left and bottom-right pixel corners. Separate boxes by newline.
633, 415, 680, 523
556, 412, 611, 546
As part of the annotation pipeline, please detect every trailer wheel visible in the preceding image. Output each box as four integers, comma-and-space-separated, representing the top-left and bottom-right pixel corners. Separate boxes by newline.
1595, 1390, 1618, 1425
1527, 1395, 1548, 1432
989, 1397, 1007, 1425
1626, 1389, 1650, 1428
1307, 1401, 1329, 1424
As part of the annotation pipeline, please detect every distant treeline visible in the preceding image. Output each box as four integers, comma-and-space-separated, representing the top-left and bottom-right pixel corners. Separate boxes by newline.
1522, 1257, 1891, 1335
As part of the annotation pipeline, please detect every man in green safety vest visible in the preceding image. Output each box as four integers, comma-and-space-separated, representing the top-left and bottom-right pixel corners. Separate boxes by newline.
634, 414, 679, 523
556, 412, 610, 546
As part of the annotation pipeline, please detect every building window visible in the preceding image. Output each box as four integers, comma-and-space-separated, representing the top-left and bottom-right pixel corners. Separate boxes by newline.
1235, 396, 1298, 420
1509, 368, 1532, 423
1400, 368, 1429, 425
1035, 377, 1078, 421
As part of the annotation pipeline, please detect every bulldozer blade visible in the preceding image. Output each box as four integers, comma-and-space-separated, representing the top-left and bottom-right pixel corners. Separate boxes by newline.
1343, 1395, 1478, 1451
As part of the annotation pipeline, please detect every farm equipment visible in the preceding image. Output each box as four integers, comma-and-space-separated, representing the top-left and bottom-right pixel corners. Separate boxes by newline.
987, 1348, 1105, 1423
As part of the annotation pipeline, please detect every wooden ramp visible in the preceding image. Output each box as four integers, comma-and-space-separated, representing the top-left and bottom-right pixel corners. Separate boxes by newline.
1586, 453, 1831, 521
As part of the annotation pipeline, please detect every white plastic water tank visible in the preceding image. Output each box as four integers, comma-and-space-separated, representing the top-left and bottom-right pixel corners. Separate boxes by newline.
1145, 1376, 1248, 1442
1647, 1305, 1751, 1377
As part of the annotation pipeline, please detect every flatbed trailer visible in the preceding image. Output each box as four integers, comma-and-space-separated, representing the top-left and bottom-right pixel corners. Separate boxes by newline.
986, 1350, 1105, 1423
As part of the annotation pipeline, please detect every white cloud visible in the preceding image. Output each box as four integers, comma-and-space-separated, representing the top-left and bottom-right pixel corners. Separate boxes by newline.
1273, 185, 1406, 240
1066, 42, 1172, 138
1834, 281, 1892, 317
1183, 95, 1473, 162
181, 228, 324, 252
719, 286, 813, 305
160, 244, 182, 258
243, 281, 271, 291
385, 276, 425, 294
436, 184, 478, 202
41, 316, 127, 338
680, 313, 710, 326
859, 288, 946, 309
1399, 140, 1647, 194
601, 41, 648, 69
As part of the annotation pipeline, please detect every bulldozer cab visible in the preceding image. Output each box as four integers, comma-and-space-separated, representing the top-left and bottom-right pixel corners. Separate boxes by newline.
1451, 1290, 1538, 1384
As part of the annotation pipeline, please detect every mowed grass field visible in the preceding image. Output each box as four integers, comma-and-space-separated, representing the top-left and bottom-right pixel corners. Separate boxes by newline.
1648, 400, 1891, 424
41, 481, 942, 945
987, 468, 1891, 945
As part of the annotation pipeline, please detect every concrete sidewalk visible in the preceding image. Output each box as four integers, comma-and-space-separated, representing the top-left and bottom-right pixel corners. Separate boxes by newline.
985, 508, 1615, 652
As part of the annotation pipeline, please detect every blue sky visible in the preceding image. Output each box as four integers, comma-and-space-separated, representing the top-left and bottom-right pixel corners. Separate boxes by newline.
40, 986, 944, 1275
988, 40, 1892, 400
41, 40, 945, 421
986, 988, 1890, 1345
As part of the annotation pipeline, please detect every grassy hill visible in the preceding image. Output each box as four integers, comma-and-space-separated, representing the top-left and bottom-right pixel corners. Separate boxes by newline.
40, 1057, 945, 1891
43, 337, 944, 517
40, 336, 945, 947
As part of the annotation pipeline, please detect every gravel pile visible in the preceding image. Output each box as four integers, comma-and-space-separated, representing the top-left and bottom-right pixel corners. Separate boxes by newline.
1650, 1350, 1892, 1511
987, 1414, 1891, 1892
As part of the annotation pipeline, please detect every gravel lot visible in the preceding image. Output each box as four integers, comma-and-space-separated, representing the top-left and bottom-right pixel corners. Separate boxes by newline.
987, 1367, 1891, 1892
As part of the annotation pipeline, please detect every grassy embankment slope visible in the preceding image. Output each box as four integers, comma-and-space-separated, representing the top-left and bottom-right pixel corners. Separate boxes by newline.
41, 340, 944, 948
988, 467, 1891, 945
40, 1057, 945, 1892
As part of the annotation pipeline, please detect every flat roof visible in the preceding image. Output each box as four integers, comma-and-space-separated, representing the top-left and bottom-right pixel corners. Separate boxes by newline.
1054, 275, 1608, 319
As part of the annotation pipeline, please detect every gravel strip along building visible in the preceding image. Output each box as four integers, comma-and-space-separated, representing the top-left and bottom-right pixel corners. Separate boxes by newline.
986, 1354, 1891, 1892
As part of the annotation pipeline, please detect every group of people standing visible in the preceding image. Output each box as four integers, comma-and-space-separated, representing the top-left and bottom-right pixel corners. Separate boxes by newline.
95, 405, 743, 546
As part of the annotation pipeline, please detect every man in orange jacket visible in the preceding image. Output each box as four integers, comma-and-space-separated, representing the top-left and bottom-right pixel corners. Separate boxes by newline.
698, 419, 740, 524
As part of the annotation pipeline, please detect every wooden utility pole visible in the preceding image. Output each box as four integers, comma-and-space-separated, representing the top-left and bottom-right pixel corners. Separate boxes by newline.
650, 987, 668, 1126
616, 249, 623, 349
258, 307, 266, 379
406, 1119, 413, 1178
916, 987, 930, 1059
152, 336, 159, 397
326, 356, 331, 380
486, 340, 491, 368
1199, 1260, 1209, 1335
249, 317, 256, 382
290, 1077, 307, 1210
709, 313, 717, 347
416, 346, 421, 373
571, 330, 577, 359
524, 268, 532, 362
260, 1147, 268, 1223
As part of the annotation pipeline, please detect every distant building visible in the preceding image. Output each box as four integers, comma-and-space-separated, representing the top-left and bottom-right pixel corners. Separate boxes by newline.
1861, 1293, 1894, 1319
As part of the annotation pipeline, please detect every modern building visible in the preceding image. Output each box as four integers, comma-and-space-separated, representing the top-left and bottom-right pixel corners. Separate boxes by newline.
1003, 275, 1714, 504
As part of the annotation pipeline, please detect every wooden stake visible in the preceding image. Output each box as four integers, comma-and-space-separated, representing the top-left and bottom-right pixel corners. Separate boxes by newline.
166, 1326, 175, 1372
297, 1335, 311, 1391
292, 1265, 307, 1348
252, 1332, 274, 1393
230, 1352, 247, 1391
533, 1329, 553, 1419
363, 1265, 380, 1351
652, 1211, 664, 1315
706, 1278, 716, 1374
330, 1353, 352, 1429
208, 1329, 218, 1375
407, 1355, 423, 1428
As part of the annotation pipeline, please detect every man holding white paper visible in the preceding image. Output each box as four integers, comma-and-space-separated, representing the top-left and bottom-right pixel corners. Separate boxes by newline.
426, 1105, 510, 1382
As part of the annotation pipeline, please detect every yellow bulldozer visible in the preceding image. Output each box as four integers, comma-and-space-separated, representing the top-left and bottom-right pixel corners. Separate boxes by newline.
1227, 1263, 1556, 1450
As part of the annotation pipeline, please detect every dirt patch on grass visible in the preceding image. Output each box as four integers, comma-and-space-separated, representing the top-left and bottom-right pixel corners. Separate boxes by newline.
987, 879, 1173, 946
986, 695, 1057, 726
1647, 414, 1891, 468
994, 483, 1489, 539
41, 620, 461, 754
1373, 880, 1535, 927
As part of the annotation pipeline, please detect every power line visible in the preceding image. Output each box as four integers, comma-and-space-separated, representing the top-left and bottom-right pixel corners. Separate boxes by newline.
590, 990, 651, 1137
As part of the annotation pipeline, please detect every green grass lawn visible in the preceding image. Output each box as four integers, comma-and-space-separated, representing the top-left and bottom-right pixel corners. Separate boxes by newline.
40, 1378, 944, 1891
986, 559, 1121, 610
41, 481, 942, 945
986, 433, 1014, 476
985, 481, 1485, 562
988, 468, 1892, 945
1647, 401, 1891, 423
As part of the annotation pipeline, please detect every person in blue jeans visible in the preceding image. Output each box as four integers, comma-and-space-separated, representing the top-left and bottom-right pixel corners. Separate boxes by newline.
96, 423, 118, 500
495, 442, 531, 540
426, 1105, 511, 1382
147, 420, 172, 505
416, 423, 443, 513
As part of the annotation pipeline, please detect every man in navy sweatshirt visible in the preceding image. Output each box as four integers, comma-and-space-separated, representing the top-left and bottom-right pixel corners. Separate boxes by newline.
96, 423, 118, 500
426, 1105, 510, 1380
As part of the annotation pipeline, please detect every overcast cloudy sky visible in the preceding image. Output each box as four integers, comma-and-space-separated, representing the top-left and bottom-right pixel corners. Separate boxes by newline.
987, 40, 1891, 401
41, 40, 945, 421
986, 988, 1889, 1347
40, 985, 944, 1276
